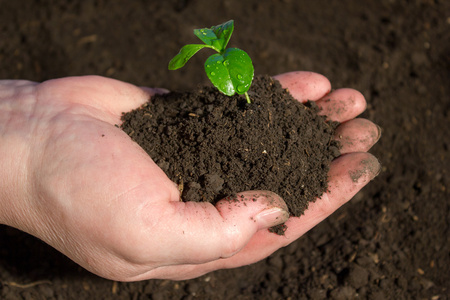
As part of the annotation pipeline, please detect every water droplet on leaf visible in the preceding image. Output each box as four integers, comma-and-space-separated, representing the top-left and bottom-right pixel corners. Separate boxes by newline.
210, 72, 216, 76
237, 85, 246, 93
237, 74, 243, 80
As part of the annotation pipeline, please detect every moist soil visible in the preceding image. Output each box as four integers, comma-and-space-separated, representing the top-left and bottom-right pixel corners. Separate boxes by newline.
0, 1, 449, 299
120, 75, 340, 224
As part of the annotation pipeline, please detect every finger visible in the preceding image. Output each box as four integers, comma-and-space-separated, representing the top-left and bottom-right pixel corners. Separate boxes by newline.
335, 118, 381, 154
148, 191, 289, 266
316, 88, 367, 122
273, 71, 331, 102
37, 76, 164, 115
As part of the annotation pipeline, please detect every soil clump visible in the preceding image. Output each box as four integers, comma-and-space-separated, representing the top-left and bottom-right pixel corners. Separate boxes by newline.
121, 75, 340, 219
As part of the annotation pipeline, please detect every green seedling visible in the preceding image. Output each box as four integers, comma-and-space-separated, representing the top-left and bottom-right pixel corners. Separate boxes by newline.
168, 20, 254, 103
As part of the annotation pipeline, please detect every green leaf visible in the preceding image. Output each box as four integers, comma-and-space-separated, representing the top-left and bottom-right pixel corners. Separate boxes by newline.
204, 48, 254, 96
194, 20, 234, 53
211, 20, 234, 51
168, 44, 211, 70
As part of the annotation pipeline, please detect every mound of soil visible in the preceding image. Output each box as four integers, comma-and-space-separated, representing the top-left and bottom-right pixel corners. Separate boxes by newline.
121, 75, 340, 223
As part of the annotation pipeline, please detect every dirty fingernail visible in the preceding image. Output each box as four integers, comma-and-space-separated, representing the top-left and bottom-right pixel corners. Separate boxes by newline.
254, 207, 289, 230
376, 124, 382, 141
373, 158, 382, 178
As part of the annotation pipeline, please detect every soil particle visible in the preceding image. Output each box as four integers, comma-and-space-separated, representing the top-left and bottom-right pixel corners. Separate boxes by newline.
329, 286, 357, 300
345, 264, 369, 289
121, 75, 341, 217
201, 174, 224, 193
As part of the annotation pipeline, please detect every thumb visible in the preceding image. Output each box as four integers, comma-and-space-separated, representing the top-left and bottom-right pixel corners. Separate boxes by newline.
166, 191, 289, 263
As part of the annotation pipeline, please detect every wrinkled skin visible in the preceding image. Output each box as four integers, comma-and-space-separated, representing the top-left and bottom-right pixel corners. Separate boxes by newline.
0, 72, 380, 281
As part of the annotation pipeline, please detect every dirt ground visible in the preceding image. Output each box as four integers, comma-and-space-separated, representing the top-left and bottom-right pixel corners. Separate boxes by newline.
0, 0, 449, 299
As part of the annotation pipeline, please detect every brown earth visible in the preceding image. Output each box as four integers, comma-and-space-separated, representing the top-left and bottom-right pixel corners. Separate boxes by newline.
120, 75, 341, 222
0, 0, 449, 299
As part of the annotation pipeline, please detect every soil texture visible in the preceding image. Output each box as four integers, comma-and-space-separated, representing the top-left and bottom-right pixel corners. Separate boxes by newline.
0, 0, 449, 299
121, 75, 340, 220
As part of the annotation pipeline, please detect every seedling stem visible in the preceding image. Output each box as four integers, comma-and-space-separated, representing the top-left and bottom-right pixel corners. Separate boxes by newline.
244, 92, 251, 104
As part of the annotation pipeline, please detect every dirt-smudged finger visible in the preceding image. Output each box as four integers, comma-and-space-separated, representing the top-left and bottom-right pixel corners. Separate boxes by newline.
327, 153, 380, 205
335, 118, 382, 154
316, 88, 366, 122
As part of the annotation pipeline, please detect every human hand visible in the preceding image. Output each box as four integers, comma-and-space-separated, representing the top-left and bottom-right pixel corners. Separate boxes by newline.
0, 72, 380, 281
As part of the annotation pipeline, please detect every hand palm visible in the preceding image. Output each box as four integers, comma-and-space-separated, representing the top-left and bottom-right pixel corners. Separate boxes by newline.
0, 73, 380, 281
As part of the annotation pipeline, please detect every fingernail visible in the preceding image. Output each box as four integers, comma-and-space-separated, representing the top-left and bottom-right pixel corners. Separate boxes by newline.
366, 157, 382, 179
376, 124, 382, 141
373, 158, 382, 178
254, 207, 289, 230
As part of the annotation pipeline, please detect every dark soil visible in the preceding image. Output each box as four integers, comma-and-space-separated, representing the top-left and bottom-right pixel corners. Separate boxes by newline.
120, 75, 340, 221
1, 0, 449, 299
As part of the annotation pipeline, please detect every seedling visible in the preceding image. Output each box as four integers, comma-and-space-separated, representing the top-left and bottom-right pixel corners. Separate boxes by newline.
168, 20, 254, 103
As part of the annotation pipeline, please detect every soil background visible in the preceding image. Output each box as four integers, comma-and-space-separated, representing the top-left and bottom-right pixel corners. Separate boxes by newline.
0, 0, 449, 299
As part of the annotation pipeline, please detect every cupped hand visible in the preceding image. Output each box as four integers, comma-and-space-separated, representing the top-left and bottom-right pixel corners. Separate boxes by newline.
0, 72, 380, 281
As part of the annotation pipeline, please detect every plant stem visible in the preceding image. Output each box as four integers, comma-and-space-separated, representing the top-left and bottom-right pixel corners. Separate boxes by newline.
244, 92, 251, 104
